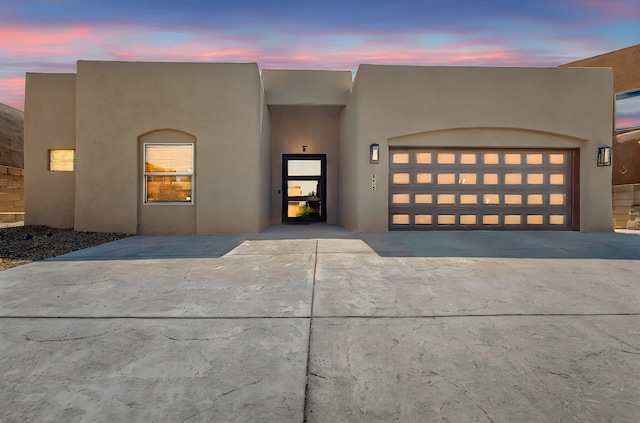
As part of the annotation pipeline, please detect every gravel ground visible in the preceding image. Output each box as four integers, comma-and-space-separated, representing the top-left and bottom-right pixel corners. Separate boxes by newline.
0, 224, 130, 270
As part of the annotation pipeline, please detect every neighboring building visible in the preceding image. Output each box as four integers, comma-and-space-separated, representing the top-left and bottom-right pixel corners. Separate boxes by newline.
561, 44, 640, 229
0, 103, 24, 224
561, 44, 640, 186
24, 61, 613, 233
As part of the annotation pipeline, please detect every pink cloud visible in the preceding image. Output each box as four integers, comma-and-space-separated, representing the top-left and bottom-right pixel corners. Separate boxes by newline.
0, 17, 633, 109
0, 25, 92, 56
0, 77, 25, 109
0, 26, 91, 45
578, 0, 640, 18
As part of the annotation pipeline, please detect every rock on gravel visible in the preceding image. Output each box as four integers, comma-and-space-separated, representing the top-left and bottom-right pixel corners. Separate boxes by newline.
0, 225, 130, 270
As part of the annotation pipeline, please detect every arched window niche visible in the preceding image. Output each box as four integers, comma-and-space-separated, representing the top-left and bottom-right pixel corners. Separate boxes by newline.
139, 129, 196, 205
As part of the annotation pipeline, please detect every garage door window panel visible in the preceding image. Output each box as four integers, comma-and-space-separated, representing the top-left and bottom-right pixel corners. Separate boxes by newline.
505, 194, 522, 205
392, 194, 411, 204
460, 194, 477, 204
484, 153, 500, 165
527, 174, 544, 184
392, 214, 410, 225
416, 153, 432, 164
437, 194, 456, 204
438, 215, 456, 225
415, 194, 433, 204
438, 153, 456, 164
549, 154, 565, 165
550, 215, 565, 225
415, 214, 432, 225
393, 173, 410, 184
505, 173, 522, 185
505, 215, 522, 225
416, 173, 432, 184
528, 194, 544, 205
550, 174, 565, 185
549, 194, 565, 205
483, 215, 500, 225
527, 215, 544, 225
392, 153, 410, 164
484, 173, 499, 185
460, 215, 477, 225
460, 154, 477, 164
459, 173, 477, 184
438, 174, 456, 184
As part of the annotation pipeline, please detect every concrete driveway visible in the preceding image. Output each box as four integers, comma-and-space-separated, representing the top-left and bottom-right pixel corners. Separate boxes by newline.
1, 226, 639, 422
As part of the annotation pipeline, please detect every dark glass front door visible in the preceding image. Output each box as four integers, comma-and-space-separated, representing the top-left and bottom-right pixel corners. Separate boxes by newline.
282, 154, 326, 223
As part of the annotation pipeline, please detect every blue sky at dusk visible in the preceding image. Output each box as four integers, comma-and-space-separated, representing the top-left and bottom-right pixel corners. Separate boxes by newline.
1, 0, 639, 110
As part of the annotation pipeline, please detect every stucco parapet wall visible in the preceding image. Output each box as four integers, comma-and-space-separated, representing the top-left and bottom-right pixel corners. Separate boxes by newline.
74, 60, 265, 234
349, 64, 613, 142
262, 69, 352, 106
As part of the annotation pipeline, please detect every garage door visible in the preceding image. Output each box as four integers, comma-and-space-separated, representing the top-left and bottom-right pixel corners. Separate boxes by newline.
389, 148, 575, 230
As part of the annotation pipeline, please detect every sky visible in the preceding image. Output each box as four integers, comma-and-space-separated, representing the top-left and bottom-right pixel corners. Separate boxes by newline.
1, 0, 639, 111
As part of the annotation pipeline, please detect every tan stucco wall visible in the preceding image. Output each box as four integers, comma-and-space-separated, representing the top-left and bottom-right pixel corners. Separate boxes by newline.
259, 82, 272, 230
262, 69, 351, 106
339, 65, 614, 232
269, 106, 341, 224
25, 62, 614, 233
24, 73, 77, 229
74, 61, 267, 234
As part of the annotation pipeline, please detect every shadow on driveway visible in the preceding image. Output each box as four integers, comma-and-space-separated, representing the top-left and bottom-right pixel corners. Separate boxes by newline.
45, 224, 640, 261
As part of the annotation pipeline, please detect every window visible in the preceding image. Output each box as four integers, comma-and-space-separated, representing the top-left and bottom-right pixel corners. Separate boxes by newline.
616, 88, 640, 130
144, 143, 193, 203
49, 149, 75, 171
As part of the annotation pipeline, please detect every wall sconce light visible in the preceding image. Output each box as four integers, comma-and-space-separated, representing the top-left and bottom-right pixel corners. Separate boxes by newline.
597, 146, 611, 166
301, 145, 308, 152
370, 143, 380, 164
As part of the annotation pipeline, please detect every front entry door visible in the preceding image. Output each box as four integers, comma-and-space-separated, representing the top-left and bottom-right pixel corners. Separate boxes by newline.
282, 154, 326, 223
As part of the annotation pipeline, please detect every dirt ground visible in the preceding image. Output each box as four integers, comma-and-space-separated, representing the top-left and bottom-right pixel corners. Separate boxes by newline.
0, 223, 129, 270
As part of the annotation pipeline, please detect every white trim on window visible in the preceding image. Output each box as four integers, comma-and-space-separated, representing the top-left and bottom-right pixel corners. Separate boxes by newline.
143, 143, 194, 205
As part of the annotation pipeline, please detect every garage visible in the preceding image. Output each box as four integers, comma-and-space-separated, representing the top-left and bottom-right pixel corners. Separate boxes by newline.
389, 148, 577, 230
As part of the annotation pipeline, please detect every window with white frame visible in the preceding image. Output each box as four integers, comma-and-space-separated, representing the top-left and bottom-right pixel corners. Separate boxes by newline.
144, 143, 194, 203
49, 149, 75, 171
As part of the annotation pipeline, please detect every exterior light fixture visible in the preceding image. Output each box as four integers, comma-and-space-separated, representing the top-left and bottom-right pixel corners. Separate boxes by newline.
301, 145, 308, 152
370, 143, 380, 164
597, 146, 611, 166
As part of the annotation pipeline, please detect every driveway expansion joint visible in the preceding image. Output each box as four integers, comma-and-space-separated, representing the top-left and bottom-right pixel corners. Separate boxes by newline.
303, 240, 319, 422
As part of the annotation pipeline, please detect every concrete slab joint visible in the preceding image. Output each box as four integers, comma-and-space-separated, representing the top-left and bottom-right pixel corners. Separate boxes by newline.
1, 228, 640, 422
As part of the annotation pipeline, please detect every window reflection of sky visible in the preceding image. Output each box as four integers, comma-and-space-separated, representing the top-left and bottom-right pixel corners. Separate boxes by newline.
616, 89, 640, 130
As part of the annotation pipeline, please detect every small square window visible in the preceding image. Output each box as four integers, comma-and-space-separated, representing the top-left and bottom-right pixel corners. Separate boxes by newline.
49, 149, 75, 171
